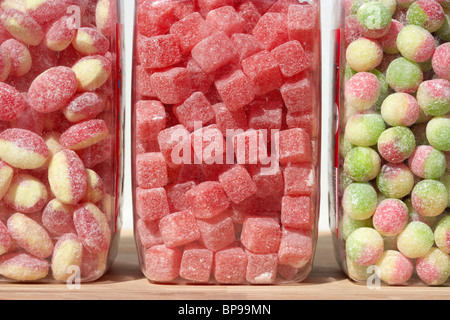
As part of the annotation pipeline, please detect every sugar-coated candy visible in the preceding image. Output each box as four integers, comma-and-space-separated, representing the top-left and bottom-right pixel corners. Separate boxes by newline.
397, 221, 435, 258
0, 161, 13, 201
218, 165, 257, 204
376, 163, 415, 199
214, 246, 248, 284
3, 173, 48, 214
378, 19, 404, 54
375, 250, 414, 285
356, 2, 392, 38
377, 126, 416, 163
150, 67, 192, 105
7, 213, 53, 259
280, 74, 315, 114
345, 72, 381, 111
0, 221, 11, 256
427, 116, 450, 151
346, 227, 384, 266
342, 183, 378, 220
397, 25, 436, 63
275, 128, 312, 164
63, 92, 106, 123
74, 203, 111, 254
170, 12, 212, 54
0, 82, 27, 121
246, 251, 278, 284
281, 196, 313, 230
278, 228, 312, 269
407, 0, 445, 32
0, 253, 49, 282
159, 210, 201, 248
215, 69, 255, 111
1, 39, 32, 77
138, 34, 182, 70
145, 245, 182, 282
0, 9, 44, 46
0, 128, 48, 169
416, 247, 450, 285
344, 147, 381, 182
48, 149, 87, 205
345, 112, 386, 147
346, 38, 383, 72
197, 213, 235, 251
373, 199, 409, 237
271, 40, 308, 78
72, 55, 111, 92
136, 152, 168, 189
408, 145, 446, 179
44, 16, 76, 52
60, 119, 108, 151
241, 216, 281, 254
186, 181, 230, 218
417, 79, 450, 117
253, 12, 287, 51
411, 179, 448, 217
386, 57, 423, 93
432, 43, 450, 81
72, 28, 110, 57
380, 93, 420, 127
42, 199, 77, 236
51, 234, 83, 281
136, 187, 170, 222
174, 92, 214, 131
434, 215, 450, 253
180, 243, 214, 282
205, 6, 246, 36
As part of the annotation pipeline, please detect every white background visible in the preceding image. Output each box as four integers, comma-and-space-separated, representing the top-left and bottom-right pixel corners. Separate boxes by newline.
120, 1, 337, 232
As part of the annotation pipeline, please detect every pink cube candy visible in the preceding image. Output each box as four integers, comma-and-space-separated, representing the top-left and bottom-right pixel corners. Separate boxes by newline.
219, 165, 258, 204
197, 212, 235, 251
241, 216, 281, 254
191, 124, 225, 164
138, 34, 182, 69
191, 31, 237, 74
281, 196, 313, 230
136, 187, 170, 222
249, 164, 284, 197
252, 12, 288, 50
145, 245, 182, 282
170, 12, 212, 54
206, 6, 246, 36
158, 124, 191, 167
242, 50, 283, 96
137, 219, 163, 248
137, 0, 178, 37
248, 93, 283, 131
278, 227, 312, 269
212, 102, 248, 136
214, 246, 248, 284
173, 92, 215, 131
281, 73, 314, 114
233, 129, 268, 165
136, 66, 155, 97
186, 181, 230, 219
286, 111, 317, 137
198, 0, 233, 17
159, 210, 201, 248
150, 67, 192, 104
271, 40, 308, 77
136, 152, 168, 189
215, 69, 255, 111
284, 163, 314, 196
287, 4, 317, 47
231, 33, 264, 64
246, 251, 278, 284
180, 243, 214, 282
166, 181, 196, 213
275, 128, 312, 164
237, 1, 262, 33
136, 100, 166, 142
186, 58, 214, 93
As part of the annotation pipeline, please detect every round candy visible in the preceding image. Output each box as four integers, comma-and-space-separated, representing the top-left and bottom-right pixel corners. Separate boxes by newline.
397, 221, 435, 258
408, 145, 446, 179
396, 25, 436, 62
375, 250, 414, 285
0, 128, 49, 170
356, 2, 392, 38
340, 213, 373, 241
3, 173, 48, 214
439, 171, 450, 207
345, 72, 381, 111
376, 163, 415, 199
411, 179, 448, 217
344, 146, 381, 182
416, 79, 450, 117
342, 183, 378, 220
435, 10, 450, 41
373, 199, 409, 236
345, 112, 386, 147
407, 0, 445, 32
426, 116, 450, 151
0, 82, 27, 121
346, 38, 383, 72
434, 215, 450, 253
416, 247, 450, 285
386, 57, 423, 93
28, 66, 78, 113
346, 227, 384, 266
377, 126, 416, 163
432, 43, 450, 81
378, 19, 404, 54
380, 93, 420, 127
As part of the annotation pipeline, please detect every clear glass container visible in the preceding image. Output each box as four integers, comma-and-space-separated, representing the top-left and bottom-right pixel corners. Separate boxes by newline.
330, 0, 450, 286
0, 0, 124, 283
132, 0, 321, 284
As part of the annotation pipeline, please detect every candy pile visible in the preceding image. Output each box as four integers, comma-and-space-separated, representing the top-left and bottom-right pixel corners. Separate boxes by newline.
133, 0, 321, 284
0, 0, 120, 282
339, 0, 450, 285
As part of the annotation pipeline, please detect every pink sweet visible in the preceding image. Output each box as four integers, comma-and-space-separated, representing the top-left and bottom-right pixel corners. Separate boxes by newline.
271, 40, 308, 77
191, 124, 225, 164
241, 216, 281, 254
44, 16, 76, 52
137, 219, 163, 248
186, 181, 230, 219
219, 165, 257, 204
205, 6, 246, 36
72, 27, 110, 56
138, 34, 182, 69
432, 43, 450, 81
136, 100, 166, 142
275, 128, 312, 164
150, 67, 192, 104
180, 243, 214, 282
170, 12, 212, 54
41, 199, 77, 236
0, 9, 44, 46
0, 82, 27, 121
280, 73, 315, 114
173, 92, 215, 131
233, 129, 268, 165
137, 0, 179, 37
246, 251, 278, 284
25, 0, 71, 25
373, 199, 409, 237
231, 33, 264, 64
159, 210, 201, 248
249, 164, 284, 197
63, 92, 106, 123
281, 196, 313, 230
237, 1, 262, 33
0, 47, 10, 82
344, 72, 381, 111
287, 3, 317, 45
136, 152, 168, 189
60, 119, 108, 150
214, 246, 248, 284
278, 228, 312, 269
378, 19, 404, 54
186, 58, 214, 93
213, 102, 248, 135
1, 39, 31, 77
214, 69, 255, 111
284, 164, 315, 196
197, 212, 236, 251
157, 124, 191, 167
253, 12, 288, 50
198, 0, 234, 16
145, 245, 182, 282
135, 187, 170, 222
166, 181, 196, 213
135, 66, 155, 97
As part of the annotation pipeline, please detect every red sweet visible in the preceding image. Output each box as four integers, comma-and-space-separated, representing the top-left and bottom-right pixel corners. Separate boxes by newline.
145, 245, 182, 282
63, 92, 106, 123
180, 243, 214, 282
241, 216, 281, 254
136, 152, 168, 189
138, 34, 182, 69
159, 210, 201, 248
136, 100, 166, 142
253, 12, 288, 50
0, 82, 27, 121
173, 91, 215, 131
271, 40, 308, 77
215, 69, 255, 111
219, 165, 257, 204
246, 251, 278, 284
170, 12, 212, 54
205, 6, 246, 36
1, 39, 31, 77
214, 246, 248, 284
60, 119, 108, 150
42, 199, 77, 236
186, 181, 230, 219
150, 67, 192, 104
197, 212, 236, 251
135, 187, 170, 222
275, 128, 312, 164
278, 227, 312, 269
281, 196, 313, 230
45, 16, 76, 52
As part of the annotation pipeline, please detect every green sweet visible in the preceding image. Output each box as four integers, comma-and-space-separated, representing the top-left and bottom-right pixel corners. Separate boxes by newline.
340, 214, 373, 241
377, 126, 416, 163
412, 179, 448, 217
427, 116, 450, 151
342, 183, 378, 220
397, 221, 434, 259
357, 2, 392, 31
434, 215, 450, 253
407, 0, 445, 32
386, 58, 423, 93
344, 147, 381, 182
345, 112, 386, 147
439, 171, 450, 208
376, 163, 415, 199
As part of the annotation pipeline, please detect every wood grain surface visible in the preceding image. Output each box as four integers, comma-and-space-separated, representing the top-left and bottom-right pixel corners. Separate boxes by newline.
0, 230, 448, 300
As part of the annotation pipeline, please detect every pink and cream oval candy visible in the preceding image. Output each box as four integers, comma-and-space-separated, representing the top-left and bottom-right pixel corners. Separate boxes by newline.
7, 213, 54, 259
48, 149, 88, 205
0, 221, 12, 256
25, 0, 71, 25
3, 173, 48, 214
82, 169, 105, 204
51, 233, 83, 281
28, 66, 78, 113
45, 15, 77, 52
0, 82, 27, 121
60, 119, 109, 150
0, 128, 49, 169
0, 46, 11, 82
42, 198, 77, 236
72, 27, 110, 56
0, 161, 13, 201
1, 39, 32, 77
74, 202, 111, 254
96, 0, 116, 37
0, 9, 44, 46
72, 55, 111, 92
63, 92, 106, 123
0, 253, 49, 281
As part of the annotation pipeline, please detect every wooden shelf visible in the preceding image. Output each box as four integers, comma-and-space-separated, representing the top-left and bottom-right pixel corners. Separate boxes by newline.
0, 230, 448, 300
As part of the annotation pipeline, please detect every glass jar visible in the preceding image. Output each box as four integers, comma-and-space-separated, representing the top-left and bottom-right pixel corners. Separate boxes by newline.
132, 0, 321, 284
0, 0, 124, 283
330, 0, 450, 286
